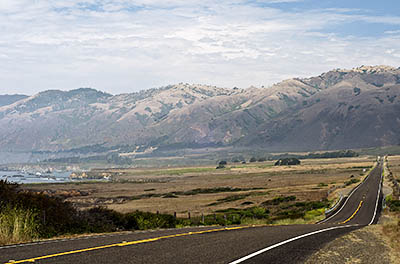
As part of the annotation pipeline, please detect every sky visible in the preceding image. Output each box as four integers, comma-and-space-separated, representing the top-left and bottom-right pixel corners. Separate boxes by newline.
1, 0, 400, 95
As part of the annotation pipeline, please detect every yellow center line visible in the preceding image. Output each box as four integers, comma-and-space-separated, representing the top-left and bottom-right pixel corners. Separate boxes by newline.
340, 200, 363, 224
5, 225, 263, 264
6, 203, 366, 264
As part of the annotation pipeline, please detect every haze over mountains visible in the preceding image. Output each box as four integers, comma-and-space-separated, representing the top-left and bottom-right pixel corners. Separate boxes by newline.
1, 65, 400, 156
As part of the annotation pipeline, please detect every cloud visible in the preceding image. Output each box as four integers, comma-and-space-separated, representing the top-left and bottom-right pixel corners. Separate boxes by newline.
385, 30, 400, 34
0, 1, 400, 95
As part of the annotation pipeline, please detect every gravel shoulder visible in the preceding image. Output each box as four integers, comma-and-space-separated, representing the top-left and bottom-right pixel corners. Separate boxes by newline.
304, 223, 399, 264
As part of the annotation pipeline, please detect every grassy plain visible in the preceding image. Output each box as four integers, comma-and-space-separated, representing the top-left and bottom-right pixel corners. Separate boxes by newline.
23, 156, 375, 220
387, 155, 400, 183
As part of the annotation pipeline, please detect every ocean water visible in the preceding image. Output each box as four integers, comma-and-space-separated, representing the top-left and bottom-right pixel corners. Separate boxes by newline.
0, 171, 72, 184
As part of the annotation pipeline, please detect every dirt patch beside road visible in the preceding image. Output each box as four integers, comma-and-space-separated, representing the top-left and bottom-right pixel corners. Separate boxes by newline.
305, 224, 399, 264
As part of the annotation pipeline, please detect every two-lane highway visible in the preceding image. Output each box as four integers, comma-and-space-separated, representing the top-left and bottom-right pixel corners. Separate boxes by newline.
319, 161, 383, 225
1, 161, 383, 264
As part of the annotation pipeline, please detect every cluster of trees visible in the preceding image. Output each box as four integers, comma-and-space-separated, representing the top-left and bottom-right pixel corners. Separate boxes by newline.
224, 150, 358, 166
249, 157, 267, 162
300, 150, 358, 159
274, 158, 301, 166
269, 150, 358, 160
229, 157, 267, 163
216, 160, 227, 169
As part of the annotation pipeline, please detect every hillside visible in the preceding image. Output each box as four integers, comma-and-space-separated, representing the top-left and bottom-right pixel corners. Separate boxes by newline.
243, 66, 400, 150
0, 66, 399, 156
0, 94, 28, 107
0, 85, 240, 152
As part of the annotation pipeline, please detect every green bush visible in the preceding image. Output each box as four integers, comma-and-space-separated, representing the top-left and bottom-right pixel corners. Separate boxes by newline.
79, 207, 125, 233
262, 196, 296, 206
345, 178, 360, 186
0, 180, 178, 244
304, 208, 325, 221
249, 207, 268, 219
215, 207, 270, 221
387, 199, 400, 212
274, 158, 300, 166
125, 211, 176, 230
0, 180, 80, 237
0, 206, 40, 245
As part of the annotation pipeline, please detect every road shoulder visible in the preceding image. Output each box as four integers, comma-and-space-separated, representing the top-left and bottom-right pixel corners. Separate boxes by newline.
304, 225, 398, 264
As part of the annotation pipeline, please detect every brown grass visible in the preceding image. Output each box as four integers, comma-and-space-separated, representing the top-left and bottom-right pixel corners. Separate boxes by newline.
22, 156, 375, 216
381, 155, 400, 263
382, 213, 400, 248
379, 212, 400, 264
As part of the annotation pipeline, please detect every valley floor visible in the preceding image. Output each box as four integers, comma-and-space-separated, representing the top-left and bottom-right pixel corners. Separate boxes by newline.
23, 157, 375, 219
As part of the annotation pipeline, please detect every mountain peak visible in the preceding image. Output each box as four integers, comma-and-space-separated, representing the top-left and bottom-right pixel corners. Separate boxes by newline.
335, 65, 400, 74
37, 88, 111, 97
164, 83, 238, 96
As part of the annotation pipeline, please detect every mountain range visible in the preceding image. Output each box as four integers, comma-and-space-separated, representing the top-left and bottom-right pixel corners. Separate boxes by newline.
1, 65, 399, 156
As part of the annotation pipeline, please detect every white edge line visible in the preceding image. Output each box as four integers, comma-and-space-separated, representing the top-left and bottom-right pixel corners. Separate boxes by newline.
368, 162, 383, 225
324, 194, 343, 215
319, 164, 376, 224
228, 225, 356, 264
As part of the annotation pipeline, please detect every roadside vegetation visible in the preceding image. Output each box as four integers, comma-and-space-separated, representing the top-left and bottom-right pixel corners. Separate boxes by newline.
382, 195, 400, 257
381, 156, 400, 256
0, 180, 177, 245
0, 180, 330, 245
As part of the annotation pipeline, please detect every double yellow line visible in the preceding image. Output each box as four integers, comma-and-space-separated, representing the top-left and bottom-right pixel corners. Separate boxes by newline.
5, 226, 256, 264
6, 200, 365, 263
340, 200, 363, 224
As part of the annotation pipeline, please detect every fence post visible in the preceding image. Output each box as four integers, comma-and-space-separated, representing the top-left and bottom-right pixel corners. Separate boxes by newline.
174, 212, 176, 219
188, 212, 191, 220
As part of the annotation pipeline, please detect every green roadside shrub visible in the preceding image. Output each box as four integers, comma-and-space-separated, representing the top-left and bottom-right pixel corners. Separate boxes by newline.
0, 206, 40, 244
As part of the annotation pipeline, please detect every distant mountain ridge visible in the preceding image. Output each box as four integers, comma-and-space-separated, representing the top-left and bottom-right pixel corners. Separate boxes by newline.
0, 94, 28, 107
1, 65, 399, 153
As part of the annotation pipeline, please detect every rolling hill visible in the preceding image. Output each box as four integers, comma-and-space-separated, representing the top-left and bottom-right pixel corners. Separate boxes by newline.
0, 65, 399, 156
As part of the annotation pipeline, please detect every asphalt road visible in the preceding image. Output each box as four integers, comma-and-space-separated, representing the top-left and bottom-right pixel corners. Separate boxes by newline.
1, 161, 383, 264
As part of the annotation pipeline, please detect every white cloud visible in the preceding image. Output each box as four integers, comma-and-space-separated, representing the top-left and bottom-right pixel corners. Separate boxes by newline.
0, 1, 400, 95
385, 30, 400, 34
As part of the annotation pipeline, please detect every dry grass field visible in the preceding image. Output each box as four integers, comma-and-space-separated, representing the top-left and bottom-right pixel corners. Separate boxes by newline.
386, 155, 400, 200
22, 156, 376, 220
388, 155, 400, 180
382, 155, 400, 260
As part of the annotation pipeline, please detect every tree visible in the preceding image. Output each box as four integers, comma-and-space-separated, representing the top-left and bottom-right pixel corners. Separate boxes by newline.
274, 158, 301, 166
